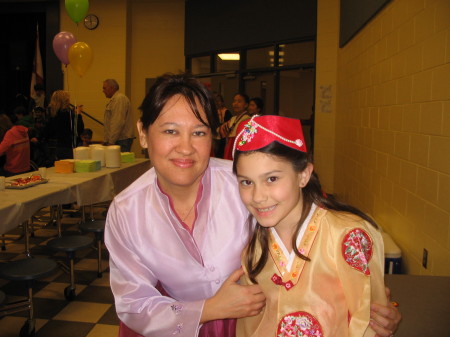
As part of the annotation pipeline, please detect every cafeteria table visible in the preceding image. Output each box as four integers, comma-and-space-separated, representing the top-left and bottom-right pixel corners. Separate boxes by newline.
0, 158, 150, 236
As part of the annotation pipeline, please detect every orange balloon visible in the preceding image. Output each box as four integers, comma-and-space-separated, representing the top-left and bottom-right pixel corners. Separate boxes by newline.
68, 42, 93, 77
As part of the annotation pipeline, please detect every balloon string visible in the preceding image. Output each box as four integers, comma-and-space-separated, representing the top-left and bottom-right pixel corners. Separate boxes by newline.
73, 70, 78, 108
65, 65, 70, 93
74, 23, 79, 108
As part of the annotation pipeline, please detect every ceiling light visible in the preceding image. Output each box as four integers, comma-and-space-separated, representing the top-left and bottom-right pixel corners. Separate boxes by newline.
218, 53, 240, 60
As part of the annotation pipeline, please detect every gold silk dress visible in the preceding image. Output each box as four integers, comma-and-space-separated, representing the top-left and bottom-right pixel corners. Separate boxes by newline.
236, 205, 387, 337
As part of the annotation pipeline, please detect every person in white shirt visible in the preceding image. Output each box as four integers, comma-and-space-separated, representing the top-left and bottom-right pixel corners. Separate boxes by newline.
102, 79, 134, 152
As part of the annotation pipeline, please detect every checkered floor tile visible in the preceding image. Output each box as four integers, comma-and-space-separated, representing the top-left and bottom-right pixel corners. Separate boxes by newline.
0, 207, 120, 337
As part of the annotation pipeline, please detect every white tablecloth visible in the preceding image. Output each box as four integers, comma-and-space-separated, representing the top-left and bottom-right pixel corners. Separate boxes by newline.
0, 158, 150, 235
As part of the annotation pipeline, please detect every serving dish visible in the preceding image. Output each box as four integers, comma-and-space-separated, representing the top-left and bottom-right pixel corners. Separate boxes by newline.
5, 174, 49, 189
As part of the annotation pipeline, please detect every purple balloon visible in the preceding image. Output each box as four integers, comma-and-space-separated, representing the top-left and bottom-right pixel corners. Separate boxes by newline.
53, 31, 77, 65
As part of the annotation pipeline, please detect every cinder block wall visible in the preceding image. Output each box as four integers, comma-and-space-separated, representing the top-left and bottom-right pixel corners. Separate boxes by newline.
333, 0, 449, 275
60, 0, 185, 155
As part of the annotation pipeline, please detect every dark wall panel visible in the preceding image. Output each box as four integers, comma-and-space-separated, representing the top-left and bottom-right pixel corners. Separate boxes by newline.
185, 0, 317, 56
340, 0, 391, 47
0, 0, 61, 114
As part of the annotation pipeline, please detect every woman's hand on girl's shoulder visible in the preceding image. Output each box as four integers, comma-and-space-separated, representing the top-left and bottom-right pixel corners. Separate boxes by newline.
201, 268, 266, 323
370, 287, 401, 337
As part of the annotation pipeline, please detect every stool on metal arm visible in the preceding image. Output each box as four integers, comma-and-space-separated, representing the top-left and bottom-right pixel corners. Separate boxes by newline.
79, 220, 106, 277
0, 257, 58, 337
46, 205, 93, 301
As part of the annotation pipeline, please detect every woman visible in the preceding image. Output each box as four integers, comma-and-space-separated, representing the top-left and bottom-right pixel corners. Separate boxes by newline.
213, 92, 232, 158
214, 92, 232, 124
45, 90, 84, 160
217, 93, 251, 160
104, 73, 401, 337
248, 97, 264, 115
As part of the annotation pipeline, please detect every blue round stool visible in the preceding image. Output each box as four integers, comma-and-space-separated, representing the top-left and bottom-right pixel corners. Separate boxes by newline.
79, 220, 106, 278
47, 235, 93, 301
0, 257, 58, 336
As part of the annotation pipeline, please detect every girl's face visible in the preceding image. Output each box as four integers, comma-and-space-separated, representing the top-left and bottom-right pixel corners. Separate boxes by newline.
236, 151, 312, 234
248, 101, 260, 115
232, 95, 248, 115
137, 94, 212, 192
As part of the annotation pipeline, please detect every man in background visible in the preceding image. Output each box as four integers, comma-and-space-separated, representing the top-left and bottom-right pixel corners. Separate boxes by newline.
102, 79, 134, 152
30, 83, 47, 110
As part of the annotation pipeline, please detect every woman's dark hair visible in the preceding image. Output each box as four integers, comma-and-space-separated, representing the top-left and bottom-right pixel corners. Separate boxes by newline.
234, 92, 250, 104
250, 97, 264, 114
139, 73, 219, 136
233, 141, 378, 284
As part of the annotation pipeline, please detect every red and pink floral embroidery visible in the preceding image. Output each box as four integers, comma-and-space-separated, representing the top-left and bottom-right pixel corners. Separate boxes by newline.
277, 311, 323, 337
238, 120, 258, 146
271, 274, 294, 291
342, 228, 373, 275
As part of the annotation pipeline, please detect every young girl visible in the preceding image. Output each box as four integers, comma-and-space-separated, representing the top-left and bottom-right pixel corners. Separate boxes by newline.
233, 115, 387, 337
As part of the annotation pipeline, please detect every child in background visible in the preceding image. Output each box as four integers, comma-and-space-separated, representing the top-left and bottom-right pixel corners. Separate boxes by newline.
79, 128, 93, 147
233, 115, 387, 337
29, 113, 52, 168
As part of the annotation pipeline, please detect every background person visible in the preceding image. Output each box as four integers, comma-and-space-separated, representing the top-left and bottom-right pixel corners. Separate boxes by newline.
0, 114, 30, 176
217, 93, 251, 160
212, 92, 232, 158
29, 83, 47, 111
79, 128, 93, 147
14, 105, 34, 128
45, 90, 84, 160
248, 97, 264, 115
104, 73, 401, 337
28, 114, 52, 168
102, 79, 134, 152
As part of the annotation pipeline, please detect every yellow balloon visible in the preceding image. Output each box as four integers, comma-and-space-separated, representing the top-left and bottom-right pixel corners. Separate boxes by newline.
68, 42, 93, 77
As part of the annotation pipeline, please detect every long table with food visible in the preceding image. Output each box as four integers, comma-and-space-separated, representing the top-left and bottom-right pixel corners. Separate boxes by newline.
0, 158, 150, 235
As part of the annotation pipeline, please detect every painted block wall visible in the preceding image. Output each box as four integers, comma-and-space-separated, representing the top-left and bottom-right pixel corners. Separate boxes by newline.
314, 0, 339, 194
331, 0, 450, 276
60, 0, 185, 155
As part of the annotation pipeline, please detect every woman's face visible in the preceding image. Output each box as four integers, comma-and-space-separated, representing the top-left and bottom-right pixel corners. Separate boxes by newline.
248, 101, 260, 115
232, 95, 248, 115
137, 94, 212, 192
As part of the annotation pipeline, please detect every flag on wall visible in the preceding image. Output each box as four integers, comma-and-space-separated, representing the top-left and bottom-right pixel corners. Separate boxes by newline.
30, 23, 44, 99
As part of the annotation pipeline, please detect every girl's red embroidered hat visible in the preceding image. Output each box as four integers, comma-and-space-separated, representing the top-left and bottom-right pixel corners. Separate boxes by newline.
233, 115, 307, 158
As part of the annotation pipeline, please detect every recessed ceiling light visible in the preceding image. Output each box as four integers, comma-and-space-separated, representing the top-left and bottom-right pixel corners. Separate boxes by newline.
218, 53, 240, 60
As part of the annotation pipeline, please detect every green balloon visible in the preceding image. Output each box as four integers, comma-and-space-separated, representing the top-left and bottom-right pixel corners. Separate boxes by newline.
65, 0, 89, 24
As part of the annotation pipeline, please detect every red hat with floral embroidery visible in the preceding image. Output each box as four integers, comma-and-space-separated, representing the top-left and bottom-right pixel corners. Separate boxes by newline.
233, 115, 307, 158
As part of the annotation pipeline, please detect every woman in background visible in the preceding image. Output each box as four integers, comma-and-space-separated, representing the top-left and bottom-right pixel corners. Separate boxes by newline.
213, 92, 232, 158
217, 93, 251, 160
45, 90, 84, 160
248, 97, 264, 116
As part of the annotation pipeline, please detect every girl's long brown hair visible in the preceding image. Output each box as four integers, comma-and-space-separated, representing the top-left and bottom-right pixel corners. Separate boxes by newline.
233, 142, 378, 284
